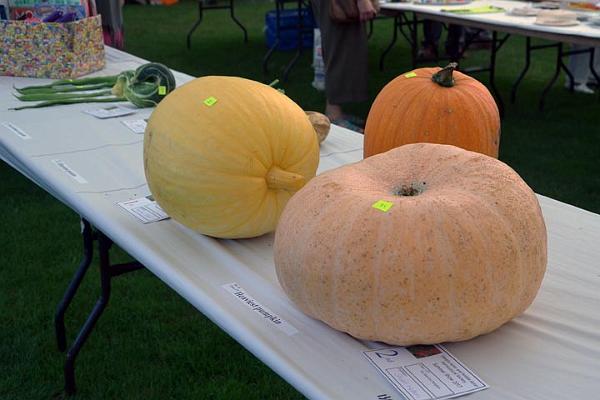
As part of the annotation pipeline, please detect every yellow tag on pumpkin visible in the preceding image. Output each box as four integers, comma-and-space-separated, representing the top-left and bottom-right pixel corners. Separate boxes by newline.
158, 86, 167, 95
404, 72, 417, 78
372, 200, 394, 212
203, 96, 218, 106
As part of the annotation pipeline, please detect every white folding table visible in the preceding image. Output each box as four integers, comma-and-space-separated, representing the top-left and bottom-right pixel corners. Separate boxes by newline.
1, 47, 599, 399
378, 0, 600, 112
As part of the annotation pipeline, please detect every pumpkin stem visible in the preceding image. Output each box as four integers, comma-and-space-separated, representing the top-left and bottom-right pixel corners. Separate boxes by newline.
432, 63, 458, 88
266, 166, 305, 192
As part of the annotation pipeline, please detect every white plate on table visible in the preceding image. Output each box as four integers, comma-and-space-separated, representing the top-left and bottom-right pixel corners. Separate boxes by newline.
507, 7, 539, 16
413, 0, 472, 5
534, 20, 580, 26
533, 1, 561, 9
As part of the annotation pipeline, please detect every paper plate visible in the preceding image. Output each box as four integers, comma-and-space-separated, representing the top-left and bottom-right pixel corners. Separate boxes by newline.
413, 0, 472, 5
508, 7, 539, 16
534, 20, 580, 26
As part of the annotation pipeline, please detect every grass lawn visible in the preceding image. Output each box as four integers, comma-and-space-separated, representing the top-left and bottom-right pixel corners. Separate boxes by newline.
1, 0, 599, 398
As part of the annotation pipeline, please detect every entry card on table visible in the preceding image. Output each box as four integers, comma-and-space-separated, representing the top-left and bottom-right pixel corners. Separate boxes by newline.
83, 105, 136, 119
118, 196, 169, 224
364, 345, 488, 400
121, 119, 148, 134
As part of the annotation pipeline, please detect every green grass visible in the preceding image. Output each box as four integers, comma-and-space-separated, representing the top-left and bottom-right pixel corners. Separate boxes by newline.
1, 0, 599, 398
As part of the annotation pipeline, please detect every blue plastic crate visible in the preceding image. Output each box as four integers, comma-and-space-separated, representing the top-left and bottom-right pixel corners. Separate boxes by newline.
265, 8, 315, 51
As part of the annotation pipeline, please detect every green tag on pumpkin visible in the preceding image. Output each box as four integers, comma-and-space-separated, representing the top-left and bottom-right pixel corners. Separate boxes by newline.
404, 72, 417, 78
203, 96, 218, 107
372, 200, 394, 212
158, 86, 167, 95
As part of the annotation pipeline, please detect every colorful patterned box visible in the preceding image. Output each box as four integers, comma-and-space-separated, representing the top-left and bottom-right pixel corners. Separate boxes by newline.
0, 15, 105, 79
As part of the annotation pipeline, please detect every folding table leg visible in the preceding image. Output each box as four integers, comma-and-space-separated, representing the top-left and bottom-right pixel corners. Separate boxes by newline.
54, 218, 94, 352
263, 1, 283, 75
186, 0, 204, 50
539, 43, 564, 111
511, 37, 532, 104
410, 13, 418, 69
281, 0, 306, 81
379, 15, 399, 71
229, 0, 248, 43
60, 229, 145, 395
264, 0, 309, 80
563, 63, 575, 93
488, 31, 505, 118
263, 42, 279, 75
63, 232, 113, 395
282, 47, 303, 82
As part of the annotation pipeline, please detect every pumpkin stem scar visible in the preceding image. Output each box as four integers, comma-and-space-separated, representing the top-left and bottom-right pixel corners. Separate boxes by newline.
432, 63, 458, 88
266, 166, 305, 192
394, 181, 426, 196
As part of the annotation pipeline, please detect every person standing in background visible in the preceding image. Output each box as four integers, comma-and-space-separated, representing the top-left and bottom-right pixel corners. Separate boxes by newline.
97, 0, 125, 49
566, 45, 600, 94
311, 0, 377, 133
418, 21, 464, 61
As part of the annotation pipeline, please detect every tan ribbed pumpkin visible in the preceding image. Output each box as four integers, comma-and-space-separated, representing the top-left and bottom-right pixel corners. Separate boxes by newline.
274, 143, 547, 345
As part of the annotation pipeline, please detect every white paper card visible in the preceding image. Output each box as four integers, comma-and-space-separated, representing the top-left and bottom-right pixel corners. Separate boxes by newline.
83, 105, 136, 119
364, 345, 488, 400
121, 119, 147, 134
118, 197, 169, 223
2, 122, 31, 140
52, 159, 88, 184
222, 282, 298, 336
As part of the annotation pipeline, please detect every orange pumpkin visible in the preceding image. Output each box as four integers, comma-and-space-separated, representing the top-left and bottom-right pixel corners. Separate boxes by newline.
364, 63, 500, 158
274, 143, 546, 345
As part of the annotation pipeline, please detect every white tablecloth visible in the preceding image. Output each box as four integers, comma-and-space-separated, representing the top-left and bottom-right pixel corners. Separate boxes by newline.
1, 47, 599, 399
381, 0, 600, 46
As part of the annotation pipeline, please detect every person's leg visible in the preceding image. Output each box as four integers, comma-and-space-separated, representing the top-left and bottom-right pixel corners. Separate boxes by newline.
312, 0, 369, 128
445, 24, 464, 61
423, 20, 442, 47
419, 20, 442, 60
566, 44, 595, 93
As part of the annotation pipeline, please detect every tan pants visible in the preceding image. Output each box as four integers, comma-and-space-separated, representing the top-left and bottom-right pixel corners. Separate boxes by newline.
311, 0, 369, 105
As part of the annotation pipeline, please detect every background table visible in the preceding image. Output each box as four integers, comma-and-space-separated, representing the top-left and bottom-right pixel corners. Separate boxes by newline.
379, 0, 600, 111
381, 0, 600, 45
1, 47, 599, 399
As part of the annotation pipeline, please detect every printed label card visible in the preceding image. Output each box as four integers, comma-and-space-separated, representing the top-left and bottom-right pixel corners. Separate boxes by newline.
364, 345, 488, 400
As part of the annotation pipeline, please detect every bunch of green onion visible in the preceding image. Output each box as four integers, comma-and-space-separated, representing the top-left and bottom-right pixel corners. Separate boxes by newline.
11, 62, 176, 111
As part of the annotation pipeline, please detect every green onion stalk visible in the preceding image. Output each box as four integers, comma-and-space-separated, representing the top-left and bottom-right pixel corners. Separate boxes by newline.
10, 62, 176, 110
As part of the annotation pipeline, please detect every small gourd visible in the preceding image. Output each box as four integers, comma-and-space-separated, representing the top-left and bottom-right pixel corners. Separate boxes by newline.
306, 111, 331, 144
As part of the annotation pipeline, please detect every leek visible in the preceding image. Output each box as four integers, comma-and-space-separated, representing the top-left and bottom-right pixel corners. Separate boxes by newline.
10, 62, 176, 111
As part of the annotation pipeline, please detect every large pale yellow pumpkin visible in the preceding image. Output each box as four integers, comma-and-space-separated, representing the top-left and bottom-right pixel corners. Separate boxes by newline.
144, 76, 319, 239
274, 143, 547, 345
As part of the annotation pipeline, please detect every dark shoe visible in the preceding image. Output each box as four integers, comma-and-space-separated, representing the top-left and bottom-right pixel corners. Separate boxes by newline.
445, 45, 467, 61
330, 118, 364, 134
343, 114, 366, 128
417, 45, 438, 62
467, 41, 492, 50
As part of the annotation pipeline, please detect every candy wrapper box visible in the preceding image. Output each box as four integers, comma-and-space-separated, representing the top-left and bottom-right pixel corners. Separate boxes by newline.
0, 15, 105, 79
